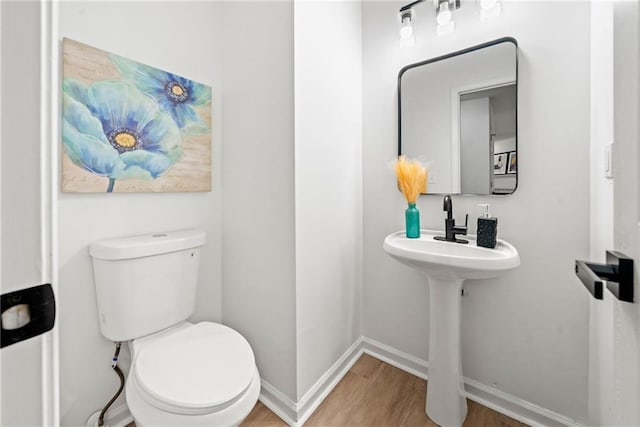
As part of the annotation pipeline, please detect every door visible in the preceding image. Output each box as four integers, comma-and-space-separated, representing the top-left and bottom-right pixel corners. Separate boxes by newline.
588, 2, 640, 426
0, 1, 57, 425
459, 97, 491, 195
610, 2, 640, 424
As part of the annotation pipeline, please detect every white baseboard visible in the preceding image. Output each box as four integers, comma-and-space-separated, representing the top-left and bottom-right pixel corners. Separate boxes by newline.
360, 337, 584, 427
295, 338, 364, 425
108, 336, 585, 427
258, 380, 298, 426
361, 336, 429, 380
258, 337, 364, 427
463, 378, 583, 427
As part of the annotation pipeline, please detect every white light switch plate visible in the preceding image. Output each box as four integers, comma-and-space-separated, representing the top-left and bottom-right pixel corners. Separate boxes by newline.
604, 142, 613, 179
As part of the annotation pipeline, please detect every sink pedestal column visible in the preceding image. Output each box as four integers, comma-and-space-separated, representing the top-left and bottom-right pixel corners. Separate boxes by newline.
426, 276, 467, 427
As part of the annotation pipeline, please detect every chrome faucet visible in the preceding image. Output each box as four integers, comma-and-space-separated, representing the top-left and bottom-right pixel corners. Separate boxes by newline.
434, 195, 469, 244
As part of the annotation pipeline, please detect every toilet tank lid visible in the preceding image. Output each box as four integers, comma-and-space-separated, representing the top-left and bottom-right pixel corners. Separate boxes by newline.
89, 230, 206, 260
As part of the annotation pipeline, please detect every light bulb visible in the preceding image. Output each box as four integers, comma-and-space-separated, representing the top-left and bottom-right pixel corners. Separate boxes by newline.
399, 16, 414, 39
480, 0, 498, 10
437, 2, 452, 26
479, 0, 501, 21
398, 9, 415, 46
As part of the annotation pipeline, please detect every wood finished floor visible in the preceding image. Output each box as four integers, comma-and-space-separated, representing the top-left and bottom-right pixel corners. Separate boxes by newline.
241, 354, 529, 427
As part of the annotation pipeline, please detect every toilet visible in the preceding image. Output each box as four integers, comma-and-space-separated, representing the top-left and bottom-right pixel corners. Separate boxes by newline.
90, 230, 260, 426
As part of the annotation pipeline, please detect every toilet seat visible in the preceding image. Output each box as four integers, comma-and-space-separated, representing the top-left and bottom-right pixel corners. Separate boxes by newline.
131, 322, 256, 416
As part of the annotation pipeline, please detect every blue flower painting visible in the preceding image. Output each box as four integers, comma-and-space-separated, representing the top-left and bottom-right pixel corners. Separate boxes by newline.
63, 80, 183, 192
110, 55, 211, 134
62, 38, 212, 193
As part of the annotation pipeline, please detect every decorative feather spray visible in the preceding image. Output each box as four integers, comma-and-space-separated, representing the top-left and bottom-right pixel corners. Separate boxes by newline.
393, 156, 428, 238
394, 156, 428, 203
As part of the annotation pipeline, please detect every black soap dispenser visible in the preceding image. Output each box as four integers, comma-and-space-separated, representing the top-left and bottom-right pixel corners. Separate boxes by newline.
477, 204, 497, 248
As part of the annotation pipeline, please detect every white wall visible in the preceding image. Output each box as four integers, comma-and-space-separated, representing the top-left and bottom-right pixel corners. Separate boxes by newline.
221, 1, 298, 402
494, 137, 515, 153
57, 2, 223, 425
221, 1, 364, 406
363, 2, 590, 422
0, 2, 46, 425
294, 1, 362, 400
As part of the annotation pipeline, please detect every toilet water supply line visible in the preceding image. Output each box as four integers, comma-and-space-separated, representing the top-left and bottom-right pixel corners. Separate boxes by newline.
98, 342, 125, 427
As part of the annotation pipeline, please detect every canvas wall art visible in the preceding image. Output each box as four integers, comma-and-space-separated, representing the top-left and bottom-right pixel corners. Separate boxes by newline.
493, 152, 508, 175
62, 39, 212, 192
507, 151, 517, 174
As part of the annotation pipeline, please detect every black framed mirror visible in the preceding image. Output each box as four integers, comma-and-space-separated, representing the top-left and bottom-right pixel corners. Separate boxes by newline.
398, 37, 518, 195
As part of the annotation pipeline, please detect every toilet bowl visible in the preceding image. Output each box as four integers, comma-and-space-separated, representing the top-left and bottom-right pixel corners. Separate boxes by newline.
125, 322, 260, 426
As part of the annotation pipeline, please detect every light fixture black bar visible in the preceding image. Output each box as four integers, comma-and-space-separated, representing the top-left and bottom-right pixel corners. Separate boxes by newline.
400, 0, 426, 13
400, 0, 460, 14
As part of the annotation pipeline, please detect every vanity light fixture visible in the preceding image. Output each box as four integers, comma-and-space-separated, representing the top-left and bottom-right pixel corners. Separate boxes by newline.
397, 0, 465, 44
398, 8, 416, 46
436, 0, 453, 25
436, 0, 456, 35
478, 0, 502, 22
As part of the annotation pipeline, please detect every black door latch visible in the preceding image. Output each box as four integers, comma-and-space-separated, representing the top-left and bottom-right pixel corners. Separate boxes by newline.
575, 251, 633, 303
1, 283, 56, 349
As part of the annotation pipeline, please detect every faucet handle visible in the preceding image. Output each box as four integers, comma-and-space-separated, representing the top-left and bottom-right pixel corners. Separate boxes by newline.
457, 214, 468, 229
449, 213, 469, 243
453, 214, 468, 235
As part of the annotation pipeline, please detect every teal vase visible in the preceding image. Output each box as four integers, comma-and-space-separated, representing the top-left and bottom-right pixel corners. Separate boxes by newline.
405, 203, 420, 238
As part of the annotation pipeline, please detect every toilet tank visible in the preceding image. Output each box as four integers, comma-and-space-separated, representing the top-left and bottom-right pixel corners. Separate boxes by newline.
89, 230, 206, 342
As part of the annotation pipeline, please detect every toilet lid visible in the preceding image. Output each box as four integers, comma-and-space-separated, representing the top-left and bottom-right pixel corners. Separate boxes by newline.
133, 322, 256, 415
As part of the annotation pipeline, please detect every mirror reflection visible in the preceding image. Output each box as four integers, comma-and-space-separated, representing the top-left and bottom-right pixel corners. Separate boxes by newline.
399, 38, 518, 195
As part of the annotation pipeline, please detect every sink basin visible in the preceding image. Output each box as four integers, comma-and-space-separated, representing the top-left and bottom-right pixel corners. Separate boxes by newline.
383, 229, 520, 427
383, 229, 520, 280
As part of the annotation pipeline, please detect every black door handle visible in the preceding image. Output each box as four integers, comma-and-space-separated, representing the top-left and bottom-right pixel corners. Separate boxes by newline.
1, 283, 55, 348
575, 251, 633, 303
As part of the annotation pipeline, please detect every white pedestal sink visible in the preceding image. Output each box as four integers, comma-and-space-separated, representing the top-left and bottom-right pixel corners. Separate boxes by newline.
383, 229, 520, 427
